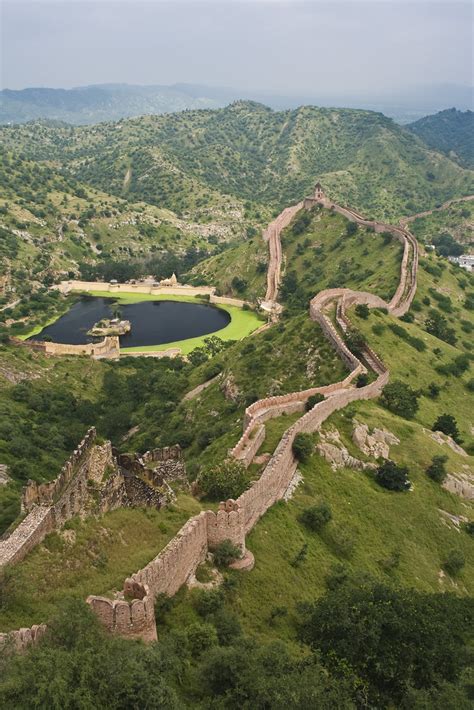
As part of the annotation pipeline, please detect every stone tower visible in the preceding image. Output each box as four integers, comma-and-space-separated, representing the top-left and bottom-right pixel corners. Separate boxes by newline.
314, 182, 325, 201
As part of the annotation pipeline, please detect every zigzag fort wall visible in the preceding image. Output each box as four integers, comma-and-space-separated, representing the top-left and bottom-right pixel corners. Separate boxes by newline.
1, 185, 418, 649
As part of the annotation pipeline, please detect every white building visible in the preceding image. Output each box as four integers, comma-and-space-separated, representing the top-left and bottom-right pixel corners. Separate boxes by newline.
448, 255, 474, 272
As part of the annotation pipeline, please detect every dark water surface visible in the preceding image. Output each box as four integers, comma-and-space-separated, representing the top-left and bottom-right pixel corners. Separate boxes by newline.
31, 297, 231, 347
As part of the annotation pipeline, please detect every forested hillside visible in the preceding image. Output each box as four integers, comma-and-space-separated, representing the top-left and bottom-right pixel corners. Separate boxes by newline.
408, 108, 474, 169
1, 103, 473, 222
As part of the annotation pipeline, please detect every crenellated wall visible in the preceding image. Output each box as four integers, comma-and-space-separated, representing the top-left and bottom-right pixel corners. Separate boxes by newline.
2, 186, 418, 649
0, 430, 117, 568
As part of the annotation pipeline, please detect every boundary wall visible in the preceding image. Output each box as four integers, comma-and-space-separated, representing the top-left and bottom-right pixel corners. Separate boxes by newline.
2, 186, 418, 648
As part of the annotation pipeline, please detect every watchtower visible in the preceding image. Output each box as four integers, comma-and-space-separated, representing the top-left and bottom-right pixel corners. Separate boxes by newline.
314, 182, 325, 201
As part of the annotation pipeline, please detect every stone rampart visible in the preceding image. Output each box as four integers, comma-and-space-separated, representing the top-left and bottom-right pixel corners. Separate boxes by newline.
58, 280, 216, 298
124, 512, 209, 599
11, 336, 120, 360
3, 187, 416, 648
1, 431, 117, 568
87, 583, 157, 642
0, 624, 47, 654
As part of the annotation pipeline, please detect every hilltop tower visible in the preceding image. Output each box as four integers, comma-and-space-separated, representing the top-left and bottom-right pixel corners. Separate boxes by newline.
314, 182, 325, 200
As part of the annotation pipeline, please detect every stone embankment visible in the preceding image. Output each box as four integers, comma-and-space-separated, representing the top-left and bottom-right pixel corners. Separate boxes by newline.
1, 184, 419, 649
10, 335, 120, 359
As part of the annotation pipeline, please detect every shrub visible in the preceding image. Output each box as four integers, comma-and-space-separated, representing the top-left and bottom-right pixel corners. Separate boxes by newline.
356, 373, 369, 388
292, 433, 313, 462
187, 622, 218, 655
199, 460, 248, 500
305, 393, 324, 411
290, 542, 308, 567
212, 539, 241, 568
372, 323, 385, 336
462, 521, 474, 536
466, 378, 474, 392
380, 381, 420, 419
213, 609, 242, 645
299, 502, 332, 532
443, 550, 465, 577
425, 381, 440, 399
375, 460, 411, 491
432, 414, 462, 444
354, 303, 370, 319
426, 455, 448, 483
346, 221, 358, 236
193, 589, 224, 617
424, 309, 456, 345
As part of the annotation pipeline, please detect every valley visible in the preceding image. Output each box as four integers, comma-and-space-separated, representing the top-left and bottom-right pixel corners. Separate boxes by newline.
0, 103, 473, 709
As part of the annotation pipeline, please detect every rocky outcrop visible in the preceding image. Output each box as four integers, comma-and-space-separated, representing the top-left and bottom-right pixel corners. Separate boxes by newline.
352, 421, 400, 460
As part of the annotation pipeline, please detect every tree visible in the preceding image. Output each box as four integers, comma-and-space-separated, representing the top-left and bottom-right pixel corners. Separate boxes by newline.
426, 455, 448, 483
305, 393, 325, 411
354, 303, 370, 319
299, 582, 473, 707
199, 460, 248, 500
356, 373, 369, 388
424, 309, 457, 345
380, 381, 420, 419
345, 328, 367, 357
375, 459, 411, 491
292, 433, 313, 462
432, 414, 462, 444
212, 539, 241, 567
299, 502, 332, 531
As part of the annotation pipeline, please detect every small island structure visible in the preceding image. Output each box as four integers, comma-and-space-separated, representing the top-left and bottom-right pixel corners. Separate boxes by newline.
87, 318, 131, 337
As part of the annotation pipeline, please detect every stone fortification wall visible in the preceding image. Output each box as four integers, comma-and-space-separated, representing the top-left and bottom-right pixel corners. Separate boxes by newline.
0, 431, 117, 569
59, 280, 215, 298
124, 512, 209, 600
87, 583, 157, 642
210, 294, 246, 308
0, 624, 47, 654
21, 428, 97, 511
11, 336, 120, 360
237, 372, 388, 533
264, 202, 304, 303
3, 187, 416, 648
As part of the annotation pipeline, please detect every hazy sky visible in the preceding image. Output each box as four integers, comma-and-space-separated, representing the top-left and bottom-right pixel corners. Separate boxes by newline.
1, 0, 472, 93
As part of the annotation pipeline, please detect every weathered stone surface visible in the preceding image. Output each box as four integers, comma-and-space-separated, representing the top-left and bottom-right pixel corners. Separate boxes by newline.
426, 429, 468, 457
352, 421, 399, 459
443, 472, 474, 500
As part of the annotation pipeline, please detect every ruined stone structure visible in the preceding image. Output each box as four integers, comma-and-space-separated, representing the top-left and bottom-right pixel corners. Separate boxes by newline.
0, 438, 185, 571
0, 429, 117, 568
11, 335, 120, 360
2, 185, 421, 648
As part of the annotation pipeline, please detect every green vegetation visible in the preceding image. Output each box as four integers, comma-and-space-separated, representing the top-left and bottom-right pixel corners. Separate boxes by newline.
0, 499, 201, 631
408, 108, 474, 168
375, 459, 411, 491
409, 198, 473, 250
2, 103, 472, 221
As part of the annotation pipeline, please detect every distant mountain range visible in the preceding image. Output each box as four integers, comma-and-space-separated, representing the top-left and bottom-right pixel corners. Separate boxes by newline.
0, 82, 472, 126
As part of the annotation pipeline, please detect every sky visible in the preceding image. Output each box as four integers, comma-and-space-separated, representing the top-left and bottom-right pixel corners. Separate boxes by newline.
0, 0, 472, 94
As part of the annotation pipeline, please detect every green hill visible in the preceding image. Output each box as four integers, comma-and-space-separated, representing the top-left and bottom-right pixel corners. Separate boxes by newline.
408, 108, 474, 169
2, 103, 473, 222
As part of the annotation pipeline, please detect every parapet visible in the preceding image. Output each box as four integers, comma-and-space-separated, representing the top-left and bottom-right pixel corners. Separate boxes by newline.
87, 583, 157, 642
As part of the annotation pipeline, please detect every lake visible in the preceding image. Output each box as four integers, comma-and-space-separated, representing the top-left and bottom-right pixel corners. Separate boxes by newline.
30, 297, 231, 347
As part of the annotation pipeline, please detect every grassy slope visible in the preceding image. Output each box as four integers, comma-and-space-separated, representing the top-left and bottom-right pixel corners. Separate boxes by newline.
192, 205, 403, 301
409, 200, 474, 249
0, 495, 202, 631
